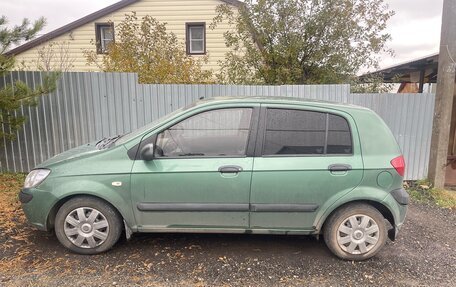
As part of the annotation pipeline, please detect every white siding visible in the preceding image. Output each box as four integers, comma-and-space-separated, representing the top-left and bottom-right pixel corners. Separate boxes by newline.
13, 0, 236, 73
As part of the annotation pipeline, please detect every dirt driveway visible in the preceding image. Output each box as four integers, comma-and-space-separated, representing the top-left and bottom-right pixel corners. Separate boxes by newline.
1, 201, 455, 287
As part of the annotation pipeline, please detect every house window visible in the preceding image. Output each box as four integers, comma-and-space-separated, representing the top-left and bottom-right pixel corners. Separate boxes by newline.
95, 23, 114, 54
186, 23, 206, 55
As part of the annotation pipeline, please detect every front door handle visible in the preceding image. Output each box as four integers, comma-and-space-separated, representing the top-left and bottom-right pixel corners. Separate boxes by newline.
328, 164, 352, 172
218, 165, 243, 173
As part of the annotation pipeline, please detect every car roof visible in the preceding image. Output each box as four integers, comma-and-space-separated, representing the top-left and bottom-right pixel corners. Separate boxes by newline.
196, 96, 370, 111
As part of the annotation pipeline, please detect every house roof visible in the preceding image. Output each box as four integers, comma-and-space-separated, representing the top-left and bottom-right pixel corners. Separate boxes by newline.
361, 53, 439, 83
5, 0, 243, 56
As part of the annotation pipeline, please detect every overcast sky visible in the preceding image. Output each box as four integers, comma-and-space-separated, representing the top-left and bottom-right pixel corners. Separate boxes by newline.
0, 0, 444, 71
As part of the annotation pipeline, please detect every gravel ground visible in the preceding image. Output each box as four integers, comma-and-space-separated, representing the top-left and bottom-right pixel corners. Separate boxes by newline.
0, 201, 455, 287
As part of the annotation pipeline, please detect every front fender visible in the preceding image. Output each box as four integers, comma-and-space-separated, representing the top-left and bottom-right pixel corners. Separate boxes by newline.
50, 175, 137, 230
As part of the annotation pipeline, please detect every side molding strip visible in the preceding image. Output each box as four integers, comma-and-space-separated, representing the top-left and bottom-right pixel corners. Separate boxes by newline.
137, 203, 250, 212
137, 203, 318, 212
250, 204, 318, 212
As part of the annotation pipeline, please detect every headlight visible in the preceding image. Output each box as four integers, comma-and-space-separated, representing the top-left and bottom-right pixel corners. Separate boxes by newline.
24, 169, 51, 188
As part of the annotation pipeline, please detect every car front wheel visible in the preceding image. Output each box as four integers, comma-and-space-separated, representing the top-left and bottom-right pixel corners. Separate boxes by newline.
323, 203, 387, 261
54, 196, 122, 255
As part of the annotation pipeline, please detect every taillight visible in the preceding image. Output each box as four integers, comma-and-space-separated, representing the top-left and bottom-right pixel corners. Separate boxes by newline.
390, 155, 405, 177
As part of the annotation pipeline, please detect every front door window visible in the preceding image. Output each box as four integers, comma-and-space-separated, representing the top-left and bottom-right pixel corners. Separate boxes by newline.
155, 108, 252, 157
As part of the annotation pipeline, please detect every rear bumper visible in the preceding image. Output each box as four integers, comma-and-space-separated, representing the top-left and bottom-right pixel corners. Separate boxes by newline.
382, 189, 409, 241
391, 188, 410, 205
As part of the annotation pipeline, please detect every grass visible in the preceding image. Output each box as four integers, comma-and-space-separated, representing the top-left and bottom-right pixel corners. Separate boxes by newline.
0, 173, 26, 227
0, 173, 26, 192
0, 173, 26, 224
0, 173, 34, 273
406, 179, 456, 210
0, 172, 81, 279
0, 173, 27, 233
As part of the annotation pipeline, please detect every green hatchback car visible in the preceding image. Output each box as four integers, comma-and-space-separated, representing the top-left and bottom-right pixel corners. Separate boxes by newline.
19, 97, 408, 260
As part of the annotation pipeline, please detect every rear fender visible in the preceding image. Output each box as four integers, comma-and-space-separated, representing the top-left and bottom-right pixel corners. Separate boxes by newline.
313, 187, 393, 232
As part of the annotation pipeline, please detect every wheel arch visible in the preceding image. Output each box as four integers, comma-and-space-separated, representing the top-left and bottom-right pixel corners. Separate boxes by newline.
46, 194, 127, 231
317, 200, 395, 237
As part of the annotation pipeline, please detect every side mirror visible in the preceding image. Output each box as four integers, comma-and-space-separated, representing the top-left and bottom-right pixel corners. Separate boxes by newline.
140, 143, 155, 161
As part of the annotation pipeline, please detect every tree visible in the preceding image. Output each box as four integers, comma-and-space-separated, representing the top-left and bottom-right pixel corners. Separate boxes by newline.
350, 73, 393, 93
211, 0, 394, 86
16, 40, 76, 72
30, 41, 76, 72
0, 16, 57, 142
36, 41, 75, 72
85, 13, 213, 84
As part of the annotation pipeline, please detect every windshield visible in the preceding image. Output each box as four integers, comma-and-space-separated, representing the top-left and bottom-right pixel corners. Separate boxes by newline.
114, 105, 189, 146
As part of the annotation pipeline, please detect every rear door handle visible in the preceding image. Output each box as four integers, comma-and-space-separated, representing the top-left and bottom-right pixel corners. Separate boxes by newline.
218, 165, 243, 173
328, 164, 352, 172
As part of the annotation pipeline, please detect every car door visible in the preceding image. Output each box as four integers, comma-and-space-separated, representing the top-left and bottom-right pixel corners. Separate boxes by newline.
250, 104, 363, 230
131, 105, 259, 231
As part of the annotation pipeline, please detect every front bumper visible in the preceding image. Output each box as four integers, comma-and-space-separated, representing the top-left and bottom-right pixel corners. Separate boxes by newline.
19, 190, 33, 203
19, 188, 58, 231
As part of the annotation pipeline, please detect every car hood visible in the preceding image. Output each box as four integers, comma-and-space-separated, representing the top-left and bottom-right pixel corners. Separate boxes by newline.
37, 142, 102, 168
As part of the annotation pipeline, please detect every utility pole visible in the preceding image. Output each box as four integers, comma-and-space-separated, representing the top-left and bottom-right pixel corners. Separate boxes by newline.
428, 0, 456, 189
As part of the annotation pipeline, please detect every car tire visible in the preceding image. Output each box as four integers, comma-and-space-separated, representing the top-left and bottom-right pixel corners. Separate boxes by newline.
323, 203, 387, 261
55, 196, 122, 255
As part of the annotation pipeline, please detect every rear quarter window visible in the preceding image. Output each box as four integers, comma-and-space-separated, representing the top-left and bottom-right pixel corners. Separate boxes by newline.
327, 113, 352, 154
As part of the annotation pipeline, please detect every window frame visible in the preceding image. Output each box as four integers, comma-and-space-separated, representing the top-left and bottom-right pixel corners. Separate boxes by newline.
256, 107, 354, 157
185, 22, 206, 55
148, 107, 260, 159
95, 22, 115, 54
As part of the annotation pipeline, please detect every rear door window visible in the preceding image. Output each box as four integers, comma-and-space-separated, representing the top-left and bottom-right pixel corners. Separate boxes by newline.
262, 108, 352, 156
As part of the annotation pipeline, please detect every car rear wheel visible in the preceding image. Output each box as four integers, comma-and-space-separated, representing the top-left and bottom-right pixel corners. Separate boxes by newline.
323, 203, 387, 261
55, 196, 122, 255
